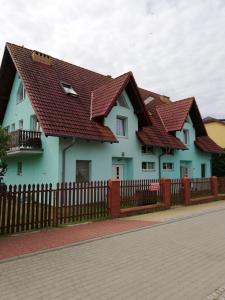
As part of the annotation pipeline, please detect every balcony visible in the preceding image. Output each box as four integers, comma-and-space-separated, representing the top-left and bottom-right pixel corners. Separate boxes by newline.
7, 130, 43, 156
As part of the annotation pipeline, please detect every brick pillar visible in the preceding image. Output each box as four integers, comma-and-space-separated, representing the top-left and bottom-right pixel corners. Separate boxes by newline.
160, 178, 171, 209
108, 179, 120, 218
181, 177, 191, 206
211, 176, 218, 197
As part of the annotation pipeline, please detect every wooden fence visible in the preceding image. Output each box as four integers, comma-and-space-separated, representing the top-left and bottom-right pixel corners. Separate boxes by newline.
120, 179, 161, 208
0, 181, 108, 235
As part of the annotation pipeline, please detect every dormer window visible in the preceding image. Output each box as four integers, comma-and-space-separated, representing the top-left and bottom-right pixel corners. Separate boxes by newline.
117, 93, 129, 108
61, 82, 78, 96
17, 82, 26, 103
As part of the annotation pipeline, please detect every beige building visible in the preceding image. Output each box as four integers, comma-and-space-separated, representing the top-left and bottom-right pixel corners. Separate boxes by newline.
204, 117, 225, 149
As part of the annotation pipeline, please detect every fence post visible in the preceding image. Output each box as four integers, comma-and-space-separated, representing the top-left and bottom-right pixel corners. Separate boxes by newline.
182, 177, 191, 206
211, 176, 218, 197
108, 179, 120, 218
160, 178, 171, 209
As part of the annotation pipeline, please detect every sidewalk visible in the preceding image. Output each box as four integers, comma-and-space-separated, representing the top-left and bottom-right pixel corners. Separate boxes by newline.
1, 200, 225, 261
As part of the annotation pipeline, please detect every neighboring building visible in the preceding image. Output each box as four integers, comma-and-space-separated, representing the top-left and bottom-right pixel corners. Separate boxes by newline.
203, 116, 225, 149
0, 43, 223, 185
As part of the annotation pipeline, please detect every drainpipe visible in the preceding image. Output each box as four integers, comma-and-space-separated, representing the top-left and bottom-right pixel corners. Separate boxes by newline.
158, 151, 164, 179
62, 138, 76, 183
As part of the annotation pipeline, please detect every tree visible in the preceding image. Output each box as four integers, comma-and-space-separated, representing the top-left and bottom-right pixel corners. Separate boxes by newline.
0, 127, 9, 177
212, 151, 225, 177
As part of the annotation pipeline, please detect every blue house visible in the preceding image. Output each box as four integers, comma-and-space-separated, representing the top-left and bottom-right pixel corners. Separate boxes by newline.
0, 43, 223, 185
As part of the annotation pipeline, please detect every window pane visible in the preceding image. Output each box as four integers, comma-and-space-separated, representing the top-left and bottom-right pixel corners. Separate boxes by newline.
76, 160, 90, 182
116, 117, 126, 136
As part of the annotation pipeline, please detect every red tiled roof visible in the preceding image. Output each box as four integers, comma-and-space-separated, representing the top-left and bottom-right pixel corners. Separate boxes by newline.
195, 136, 224, 154
3, 43, 118, 142
91, 72, 131, 118
138, 87, 162, 101
137, 110, 186, 150
156, 98, 194, 132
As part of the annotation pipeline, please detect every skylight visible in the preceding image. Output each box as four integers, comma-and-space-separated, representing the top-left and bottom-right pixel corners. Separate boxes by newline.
61, 82, 78, 96
144, 96, 154, 105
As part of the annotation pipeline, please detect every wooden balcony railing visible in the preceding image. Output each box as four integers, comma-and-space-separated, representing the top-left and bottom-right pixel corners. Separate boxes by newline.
8, 130, 42, 150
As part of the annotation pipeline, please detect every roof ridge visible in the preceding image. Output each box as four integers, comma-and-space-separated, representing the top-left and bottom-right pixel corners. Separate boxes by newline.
92, 71, 131, 93
6, 42, 111, 80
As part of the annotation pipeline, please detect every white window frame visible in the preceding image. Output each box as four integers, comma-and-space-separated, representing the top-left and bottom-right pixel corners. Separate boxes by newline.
30, 115, 41, 132
19, 120, 23, 130
142, 145, 154, 154
183, 129, 189, 145
142, 161, 155, 171
61, 82, 78, 96
116, 116, 127, 137
117, 94, 129, 109
163, 162, 174, 171
17, 161, 23, 176
11, 123, 15, 132
17, 82, 26, 103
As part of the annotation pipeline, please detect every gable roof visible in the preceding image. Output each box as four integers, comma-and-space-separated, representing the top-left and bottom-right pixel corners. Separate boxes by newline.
143, 92, 224, 154
91, 72, 150, 126
137, 111, 186, 150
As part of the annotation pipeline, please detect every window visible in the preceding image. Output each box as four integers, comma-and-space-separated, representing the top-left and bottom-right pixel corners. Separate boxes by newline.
162, 148, 174, 155
142, 162, 155, 171
17, 162, 22, 176
201, 164, 206, 178
17, 82, 26, 103
117, 94, 129, 108
30, 115, 40, 131
61, 82, 78, 96
116, 117, 127, 137
183, 129, 189, 145
142, 145, 154, 154
19, 120, 23, 130
11, 123, 15, 132
4, 126, 10, 133
76, 160, 91, 182
163, 162, 174, 171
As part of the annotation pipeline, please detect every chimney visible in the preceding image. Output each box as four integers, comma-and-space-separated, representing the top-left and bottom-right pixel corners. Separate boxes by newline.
32, 50, 52, 66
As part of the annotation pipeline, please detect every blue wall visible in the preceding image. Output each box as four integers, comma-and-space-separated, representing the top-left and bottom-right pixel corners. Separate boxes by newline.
2, 75, 212, 185
2, 73, 60, 185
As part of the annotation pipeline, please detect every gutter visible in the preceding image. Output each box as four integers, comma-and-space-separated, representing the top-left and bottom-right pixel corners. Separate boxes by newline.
62, 138, 76, 183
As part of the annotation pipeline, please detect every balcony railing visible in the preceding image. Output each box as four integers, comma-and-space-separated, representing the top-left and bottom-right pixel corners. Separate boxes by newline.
8, 130, 42, 151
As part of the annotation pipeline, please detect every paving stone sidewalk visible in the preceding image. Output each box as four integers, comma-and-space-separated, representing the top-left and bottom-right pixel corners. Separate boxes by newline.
1, 200, 225, 261
1, 209, 225, 299
205, 286, 225, 300
0, 218, 157, 260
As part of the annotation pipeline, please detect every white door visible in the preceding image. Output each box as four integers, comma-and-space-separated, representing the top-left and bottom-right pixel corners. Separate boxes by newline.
112, 164, 124, 180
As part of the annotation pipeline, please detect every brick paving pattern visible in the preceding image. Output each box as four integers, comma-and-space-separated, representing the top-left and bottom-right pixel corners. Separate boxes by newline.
205, 285, 225, 300
0, 219, 157, 260
1, 209, 225, 299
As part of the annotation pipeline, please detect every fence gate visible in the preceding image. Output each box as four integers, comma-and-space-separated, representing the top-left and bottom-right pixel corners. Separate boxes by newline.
171, 179, 183, 206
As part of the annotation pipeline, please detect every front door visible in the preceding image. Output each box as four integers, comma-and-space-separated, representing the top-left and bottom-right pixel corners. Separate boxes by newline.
180, 165, 191, 178
112, 164, 124, 180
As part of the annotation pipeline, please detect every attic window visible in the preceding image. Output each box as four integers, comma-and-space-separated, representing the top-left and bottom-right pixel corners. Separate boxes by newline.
61, 82, 78, 96
17, 82, 26, 103
117, 94, 129, 108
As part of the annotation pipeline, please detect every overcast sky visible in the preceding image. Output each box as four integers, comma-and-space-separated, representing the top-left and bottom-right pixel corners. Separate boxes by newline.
0, 0, 225, 118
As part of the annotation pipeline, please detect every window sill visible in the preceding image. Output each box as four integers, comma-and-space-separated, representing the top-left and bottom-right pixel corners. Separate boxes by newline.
142, 169, 156, 172
117, 135, 128, 139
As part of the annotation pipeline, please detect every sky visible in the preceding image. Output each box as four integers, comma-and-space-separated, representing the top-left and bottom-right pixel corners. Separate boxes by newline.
0, 0, 225, 118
